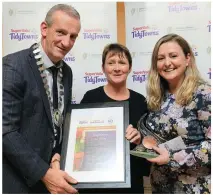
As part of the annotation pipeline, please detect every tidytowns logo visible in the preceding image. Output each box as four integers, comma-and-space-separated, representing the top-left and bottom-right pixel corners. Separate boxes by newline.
83, 28, 111, 41
84, 72, 107, 84
9, 28, 38, 41
168, 2, 198, 13
207, 21, 211, 32
132, 70, 149, 83
63, 52, 75, 62
207, 68, 211, 79
131, 25, 159, 39
71, 95, 77, 104
192, 45, 198, 56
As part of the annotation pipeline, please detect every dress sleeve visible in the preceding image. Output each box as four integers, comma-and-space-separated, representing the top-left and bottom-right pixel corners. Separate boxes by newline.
168, 85, 211, 169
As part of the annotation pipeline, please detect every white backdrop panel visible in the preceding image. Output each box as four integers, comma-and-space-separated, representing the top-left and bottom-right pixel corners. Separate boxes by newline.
125, 2, 211, 97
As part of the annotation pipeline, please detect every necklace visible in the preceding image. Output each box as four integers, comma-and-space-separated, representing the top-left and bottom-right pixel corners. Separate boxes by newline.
32, 43, 64, 130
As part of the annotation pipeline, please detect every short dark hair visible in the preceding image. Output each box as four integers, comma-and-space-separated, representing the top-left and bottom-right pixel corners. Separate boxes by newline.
102, 43, 132, 69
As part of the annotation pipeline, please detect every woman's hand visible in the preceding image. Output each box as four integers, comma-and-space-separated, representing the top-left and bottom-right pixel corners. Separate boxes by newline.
147, 146, 170, 165
125, 124, 142, 145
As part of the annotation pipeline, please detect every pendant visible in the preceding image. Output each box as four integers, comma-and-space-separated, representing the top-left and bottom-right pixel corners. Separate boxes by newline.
53, 109, 63, 127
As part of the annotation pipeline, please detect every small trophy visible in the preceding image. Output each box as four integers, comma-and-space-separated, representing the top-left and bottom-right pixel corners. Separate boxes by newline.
130, 136, 159, 159
130, 113, 166, 159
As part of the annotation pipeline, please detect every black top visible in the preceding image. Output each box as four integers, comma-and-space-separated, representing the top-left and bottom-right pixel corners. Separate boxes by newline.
80, 86, 151, 194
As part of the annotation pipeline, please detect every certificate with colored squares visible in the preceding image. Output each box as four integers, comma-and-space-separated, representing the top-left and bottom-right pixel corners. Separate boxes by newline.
61, 102, 130, 189
73, 126, 116, 172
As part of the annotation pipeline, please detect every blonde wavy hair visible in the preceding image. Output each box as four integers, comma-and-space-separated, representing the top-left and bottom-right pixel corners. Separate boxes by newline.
147, 34, 203, 111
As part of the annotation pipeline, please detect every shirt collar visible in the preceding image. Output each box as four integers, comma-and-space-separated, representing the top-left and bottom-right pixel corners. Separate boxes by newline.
39, 43, 64, 70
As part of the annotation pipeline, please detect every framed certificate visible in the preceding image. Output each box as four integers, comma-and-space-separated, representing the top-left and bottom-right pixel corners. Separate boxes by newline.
61, 101, 130, 189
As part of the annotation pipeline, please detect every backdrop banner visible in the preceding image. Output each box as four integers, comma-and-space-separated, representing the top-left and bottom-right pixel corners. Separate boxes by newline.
3, 2, 117, 103
125, 2, 211, 96
3, 2, 211, 101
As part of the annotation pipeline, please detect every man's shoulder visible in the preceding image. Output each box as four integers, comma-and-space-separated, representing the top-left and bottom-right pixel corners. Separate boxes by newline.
3, 47, 31, 61
62, 60, 70, 67
62, 60, 72, 72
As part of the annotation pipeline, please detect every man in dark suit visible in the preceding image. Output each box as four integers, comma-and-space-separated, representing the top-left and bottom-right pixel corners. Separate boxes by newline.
3, 4, 81, 193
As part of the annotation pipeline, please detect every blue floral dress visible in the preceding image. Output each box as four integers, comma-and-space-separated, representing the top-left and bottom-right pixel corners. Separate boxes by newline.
146, 82, 211, 194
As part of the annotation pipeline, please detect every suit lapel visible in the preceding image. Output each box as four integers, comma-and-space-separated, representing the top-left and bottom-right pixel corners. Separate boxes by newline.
62, 63, 71, 116
28, 46, 53, 129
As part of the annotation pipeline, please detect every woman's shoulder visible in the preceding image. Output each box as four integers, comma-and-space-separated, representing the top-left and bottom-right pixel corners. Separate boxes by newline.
128, 89, 146, 101
195, 81, 211, 97
197, 81, 211, 90
84, 86, 104, 95
129, 89, 146, 98
191, 81, 211, 108
128, 89, 148, 113
81, 86, 104, 103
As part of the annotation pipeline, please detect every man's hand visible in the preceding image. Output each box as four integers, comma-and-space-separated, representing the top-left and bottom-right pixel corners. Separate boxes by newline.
50, 153, 60, 170
125, 124, 142, 145
42, 168, 78, 194
147, 146, 170, 165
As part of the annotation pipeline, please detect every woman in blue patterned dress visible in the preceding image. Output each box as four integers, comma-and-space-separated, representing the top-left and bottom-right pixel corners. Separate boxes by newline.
140, 34, 210, 193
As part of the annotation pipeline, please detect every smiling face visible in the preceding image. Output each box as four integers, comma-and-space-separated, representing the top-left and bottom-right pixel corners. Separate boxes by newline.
103, 52, 131, 86
157, 41, 190, 88
41, 10, 81, 64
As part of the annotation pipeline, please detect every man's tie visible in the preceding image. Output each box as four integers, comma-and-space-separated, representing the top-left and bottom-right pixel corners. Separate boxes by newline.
51, 66, 59, 110
50, 66, 60, 150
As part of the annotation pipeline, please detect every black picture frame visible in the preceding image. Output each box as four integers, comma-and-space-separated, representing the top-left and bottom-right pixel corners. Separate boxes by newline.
61, 101, 130, 189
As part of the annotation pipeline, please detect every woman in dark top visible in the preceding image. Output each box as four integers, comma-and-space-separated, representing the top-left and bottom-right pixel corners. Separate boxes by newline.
80, 43, 151, 194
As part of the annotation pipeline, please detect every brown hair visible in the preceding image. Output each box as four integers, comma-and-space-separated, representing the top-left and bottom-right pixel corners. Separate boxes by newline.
102, 43, 132, 69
